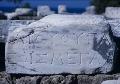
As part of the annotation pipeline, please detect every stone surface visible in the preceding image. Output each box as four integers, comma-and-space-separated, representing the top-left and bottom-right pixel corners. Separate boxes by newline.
108, 20, 120, 37
37, 6, 55, 17
6, 14, 115, 74
101, 79, 120, 84
5, 8, 33, 20
77, 75, 93, 84
0, 72, 12, 84
0, 20, 35, 42
40, 75, 65, 84
1, 71, 120, 84
16, 76, 41, 84
65, 75, 76, 84
108, 19, 120, 73
92, 75, 117, 84
58, 5, 67, 14
105, 7, 120, 19
82, 6, 96, 15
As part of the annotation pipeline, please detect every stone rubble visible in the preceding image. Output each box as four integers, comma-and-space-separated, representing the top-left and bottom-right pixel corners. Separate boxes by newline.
1, 72, 120, 84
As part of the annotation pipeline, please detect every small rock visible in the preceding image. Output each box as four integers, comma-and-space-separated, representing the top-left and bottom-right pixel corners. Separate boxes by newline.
40, 75, 65, 84
93, 74, 117, 84
16, 76, 41, 84
77, 75, 93, 84
65, 75, 76, 84
0, 72, 12, 84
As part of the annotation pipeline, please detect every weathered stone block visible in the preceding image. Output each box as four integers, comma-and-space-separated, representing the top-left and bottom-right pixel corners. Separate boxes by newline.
105, 7, 120, 19
6, 14, 115, 74
37, 6, 55, 17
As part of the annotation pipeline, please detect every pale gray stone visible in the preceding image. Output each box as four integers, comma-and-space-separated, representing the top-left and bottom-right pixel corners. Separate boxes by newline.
5, 14, 115, 74
5, 8, 33, 20
40, 75, 65, 84
0, 72, 12, 84
92, 75, 117, 84
58, 5, 67, 14
65, 75, 76, 84
77, 75, 93, 84
37, 6, 55, 17
0, 20, 35, 42
16, 76, 41, 84
105, 7, 120, 19
83, 6, 96, 15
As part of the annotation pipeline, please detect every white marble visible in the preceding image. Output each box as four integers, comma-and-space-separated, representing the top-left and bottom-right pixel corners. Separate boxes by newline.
105, 7, 120, 19
0, 20, 35, 42
6, 14, 115, 74
37, 6, 55, 17
101, 78, 120, 84
108, 19, 120, 37
5, 8, 32, 20
58, 5, 67, 14
82, 6, 96, 15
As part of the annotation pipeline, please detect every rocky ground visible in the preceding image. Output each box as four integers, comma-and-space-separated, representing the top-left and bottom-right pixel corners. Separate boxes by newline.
0, 72, 120, 84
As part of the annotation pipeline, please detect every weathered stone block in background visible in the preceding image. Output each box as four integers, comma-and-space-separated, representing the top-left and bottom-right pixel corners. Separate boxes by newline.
6, 14, 115, 74
37, 6, 55, 17
105, 7, 120, 19
58, 5, 67, 14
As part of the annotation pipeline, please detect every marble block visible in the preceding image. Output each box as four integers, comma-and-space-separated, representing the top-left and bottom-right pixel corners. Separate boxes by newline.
5, 14, 115, 74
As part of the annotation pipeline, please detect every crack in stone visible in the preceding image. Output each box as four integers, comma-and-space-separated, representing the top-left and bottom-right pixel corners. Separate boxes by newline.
9, 29, 34, 43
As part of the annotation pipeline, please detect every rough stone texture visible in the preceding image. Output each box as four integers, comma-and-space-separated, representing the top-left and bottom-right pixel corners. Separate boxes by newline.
108, 20, 120, 37
83, 6, 96, 15
108, 19, 120, 73
37, 6, 55, 17
101, 78, 120, 84
77, 75, 93, 84
16, 76, 41, 84
105, 7, 120, 19
40, 75, 65, 84
1, 72, 120, 84
0, 20, 35, 42
6, 14, 115, 74
58, 5, 67, 14
65, 75, 76, 84
0, 72, 12, 84
92, 75, 117, 84
5, 8, 33, 20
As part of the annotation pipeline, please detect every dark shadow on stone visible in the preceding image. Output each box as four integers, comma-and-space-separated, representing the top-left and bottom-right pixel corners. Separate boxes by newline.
0, 14, 7, 20
111, 36, 120, 73
0, 42, 5, 71
93, 30, 114, 64
108, 25, 120, 74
